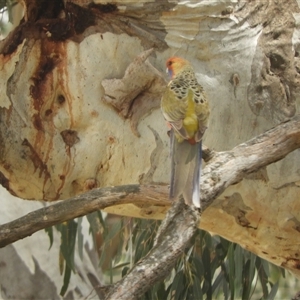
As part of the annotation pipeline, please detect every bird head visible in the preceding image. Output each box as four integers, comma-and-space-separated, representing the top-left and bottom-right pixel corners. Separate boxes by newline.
166, 57, 191, 79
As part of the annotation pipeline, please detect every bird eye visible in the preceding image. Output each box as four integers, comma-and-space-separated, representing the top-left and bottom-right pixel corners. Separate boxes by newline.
167, 61, 173, 66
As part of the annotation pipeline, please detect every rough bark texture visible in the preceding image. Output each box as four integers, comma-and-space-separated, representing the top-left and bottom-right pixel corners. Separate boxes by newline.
0, 184, 169, 248
2, 0, 300, 290
104, 199, 199, 300
1, 116, 300, 279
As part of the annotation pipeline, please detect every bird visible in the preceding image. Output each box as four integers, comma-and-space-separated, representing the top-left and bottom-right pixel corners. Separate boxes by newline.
161, 57, 210, 208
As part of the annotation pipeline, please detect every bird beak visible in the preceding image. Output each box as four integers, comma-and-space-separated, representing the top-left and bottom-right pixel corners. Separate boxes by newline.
166, 68, 168, 74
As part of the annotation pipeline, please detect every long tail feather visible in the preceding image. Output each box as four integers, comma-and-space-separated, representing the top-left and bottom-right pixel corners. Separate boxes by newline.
169, 129, 202, 207
191, 140, 202, 207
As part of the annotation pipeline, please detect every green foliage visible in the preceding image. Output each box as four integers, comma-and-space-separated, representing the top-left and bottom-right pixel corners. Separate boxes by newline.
46, 213, 286, 299
96, 216, 283, 299
44, 226, 54, 250
56, 220, 78, 296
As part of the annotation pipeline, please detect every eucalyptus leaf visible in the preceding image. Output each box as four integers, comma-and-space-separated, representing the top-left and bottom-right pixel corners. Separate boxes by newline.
256, 257, 269, 298
59, 220, 77, 271
44, 226, 53, 250
171, 270, 185, 300
112, 262, 130, 270
192, 276, 203, 300
60, 264, 72, 296
212, 271, 223, 293
227, 243, 235, 298
267, 281, 279, 300
77, 217, 84, 260
47, 217, 285, 299
234, 244, 243, 292
104, 219, 122, 243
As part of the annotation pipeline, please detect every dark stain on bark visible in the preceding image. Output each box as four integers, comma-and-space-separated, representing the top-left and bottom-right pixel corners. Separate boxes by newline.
0, 1, 169, 56
66, 2, 96, 36
60, 130, 80, 147
57, 94, 66, 104
88, 3, 118, 13
282, 257, 300, 270
32, 113, 44, 132
44, 109, 53, 117
21, 138, 50, 180
30, 56, 56, 103
268, 52, 286, 72
29, 41, 63, 129
0, 170, 17, 196
0, 171, 10, 192
25, 0, 64, 22
0, 2, 95, 55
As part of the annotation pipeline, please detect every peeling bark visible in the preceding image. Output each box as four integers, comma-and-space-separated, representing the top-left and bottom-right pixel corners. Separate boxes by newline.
2, 0, 300, 289
1, 116, 300, 278
101, 48, 166, 137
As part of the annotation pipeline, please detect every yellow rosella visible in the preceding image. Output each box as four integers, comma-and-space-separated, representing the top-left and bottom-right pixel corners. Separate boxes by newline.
161, 57, 210, 208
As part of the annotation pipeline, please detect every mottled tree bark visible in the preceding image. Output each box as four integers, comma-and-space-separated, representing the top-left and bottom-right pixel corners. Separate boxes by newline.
1, 116, 300, 281
2, 1, 300, 296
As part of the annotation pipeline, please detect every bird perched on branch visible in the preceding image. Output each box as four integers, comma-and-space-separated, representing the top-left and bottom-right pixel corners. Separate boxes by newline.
161, 57, 210, 208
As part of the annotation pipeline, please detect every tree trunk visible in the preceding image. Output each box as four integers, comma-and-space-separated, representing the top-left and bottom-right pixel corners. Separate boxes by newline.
1, 0, 300, 278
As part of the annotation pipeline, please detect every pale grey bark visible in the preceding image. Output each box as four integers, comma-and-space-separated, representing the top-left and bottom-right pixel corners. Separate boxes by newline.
2, 1, 300, 297
1, 116, 300, 281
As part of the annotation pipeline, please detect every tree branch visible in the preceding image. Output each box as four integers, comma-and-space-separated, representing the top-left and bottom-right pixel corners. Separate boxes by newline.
1, 115, 300, 249
104, 199, 199, 299
0, 185, 169, 248
102, 115, 300, 299
200, 115, 300, 210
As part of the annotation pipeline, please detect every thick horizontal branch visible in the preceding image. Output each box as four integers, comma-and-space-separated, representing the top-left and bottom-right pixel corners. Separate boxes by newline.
1, 115, 300, 248
0, 185, 169, 248
200, 115, 300, 210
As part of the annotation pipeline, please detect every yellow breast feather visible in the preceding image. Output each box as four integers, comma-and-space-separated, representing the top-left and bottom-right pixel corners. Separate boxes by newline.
183, 89, 198, 139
